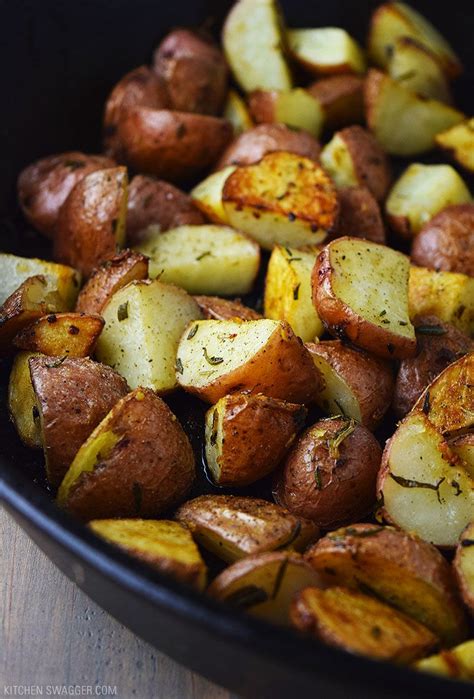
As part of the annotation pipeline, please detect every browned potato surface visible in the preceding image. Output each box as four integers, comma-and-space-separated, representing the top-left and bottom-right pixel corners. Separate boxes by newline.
291, 586, 437, 663
193, 296, 261, 321
13, 312, 104, 357
30, 355, 129, 488
274, 417, 382, 528
416, 640, 474, 680
411, 204, 474, 277
307, 75, 364, 130
305, 524, 467, 645
454, 522, 474, 615
332, 186, 385, 243
215, 124, 321, 170
205, 394, 307, 486
393, 316, 473, 418
75, 250, 149, 316
57, 388, 195, 520
153, 29, 227, 115
17, 152, 115, 238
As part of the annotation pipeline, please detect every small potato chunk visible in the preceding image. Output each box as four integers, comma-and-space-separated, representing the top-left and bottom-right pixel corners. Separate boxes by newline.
222, 152, 339, 249
0, 253, 80, 309
204, 394, 307, 486
274, 417, 382, 528
215, 124, 321, 170
208, 551, 321, 625
287, 28, 366, 76
222, 0, 292, 93
13, 312, 104, 357
8, 351, 41, 449
30, 355, 129, 487
223, 90, 253, 135
75, 250, 149, 316
333, 186, 385, 244
411, 204, 474, 276
291, 586, 437, 663
454, 522, 474, 615
191, 167, 236, 225
385, 164, 471, 239
364, 69, 464, 157
176, 495, 319, 563
306, 340, 394, 430
387, 37, 451, 103
313, 238, 416, 360
307, 75, 364, 130
264, 245, 324, 342
96, 279, 201, 393
193, 296, 261, 322
54, 167, 128, 278
367, 2, 463, 78
416, 640, 474, 680
436, 119, 474, 173
412, 353, 474, 438
408, 266, 474, 336
153, 29, 227, 115
248, 89, 324, 138
58, 388, 195, 520
126, 175, 205, 245
89, 519, 207, 590
377, 411, 474, 548
176, 318, 320, 405
17, 152, 115, 238
305, 524, 467, 645
320, 126, 391, 203
135, 225, 260, 297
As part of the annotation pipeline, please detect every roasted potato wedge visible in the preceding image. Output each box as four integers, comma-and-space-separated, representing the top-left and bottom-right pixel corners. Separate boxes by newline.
0, 253, 80, 309
454, 522, 474, 615
313, 238, 416, 360
13, 312, 104, 357
75, 250, 149, 316
17, 152, 115, 238
393, 316, 473, 419
223, 90, 253, 135
287, 28, 366, 76
436, 118, 474, 173
333, 186, 385, 244
193, 296, 261, 322
222, 152, 338, 249
307, 75, 364, 131
208, 551, 321, 625
89, 518, 206, 590
274, 417, 382, 528
385, 164, 472, 239
54, 167, 128, 278
8, 351, 41, 449
30, 355, 129, 487
126, 175, 205, 245
387, 36, 451, 103
222, 0, 292, 93
57, 388, 195, 520
248, 89, 324, 138
264, 245, 324, 342
176, 318, 320, 405
215, 124, 321, 170
135, 225, 260, 296
305, 524, 467, 645
152, 29, 227, 115
377, 411, 474, 548
320, 125, 391, 203
408, 266, 474, 336
291, 586, 437, 663
364, 69, 464, 157
190, 167, 236, 225
204, 394, 307, 486
411, 204, 474, 276
415, 640, 474, 680
176, 495, 319, 563
96, 279, 201, 393
306, 340, 394, 430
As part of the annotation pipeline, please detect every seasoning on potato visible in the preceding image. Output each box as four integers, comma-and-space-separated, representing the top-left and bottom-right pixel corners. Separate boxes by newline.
13, 312, 104, 358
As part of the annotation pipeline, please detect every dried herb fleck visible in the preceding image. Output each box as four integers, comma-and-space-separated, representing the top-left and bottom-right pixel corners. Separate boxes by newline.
187, 325, 198, 340
117, 302, 129, 322
389, 473, 445, 504
176, 357, 184, 374
226, 585, 268, 609
203, 347, 224, 365
422, 391, 430, 415
416, 325, 447, 336
293, 283, 300, 300
196, 251, 211, 261
45, 356, 67, 369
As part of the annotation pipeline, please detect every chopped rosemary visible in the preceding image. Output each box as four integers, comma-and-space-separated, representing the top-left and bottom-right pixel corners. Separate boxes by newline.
415, 325, 447, 336
117, 302, 129, 321
389, 473, 445, 504
203, 347, 224, 365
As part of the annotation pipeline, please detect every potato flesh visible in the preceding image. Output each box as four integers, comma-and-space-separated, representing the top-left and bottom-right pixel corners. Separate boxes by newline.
329, 239, 414, 340
190, 168, 236, 224
387, 38, 451, 103
287, 28, 366, 75
386, 164, 471, 236
273, 89, 324, 138
416, 640, 474, 680
264, 245, 324, 342
222, 0, 292, 92
436, 119, 474, 172
0, 253, 80, 308
320, 134, 358, 189
135, 225, 259, 296
380, 412, 474, 547
224, 91, 253, 135
8, 351, 41, 449
308, 351, 361, 422
96, 280, 201, 392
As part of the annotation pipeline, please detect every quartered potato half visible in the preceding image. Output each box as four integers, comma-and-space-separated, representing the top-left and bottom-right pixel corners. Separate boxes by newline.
6, 0, 474, 679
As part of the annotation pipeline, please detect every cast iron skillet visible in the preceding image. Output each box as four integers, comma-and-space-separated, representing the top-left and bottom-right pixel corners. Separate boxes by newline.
1, 2, 473, 697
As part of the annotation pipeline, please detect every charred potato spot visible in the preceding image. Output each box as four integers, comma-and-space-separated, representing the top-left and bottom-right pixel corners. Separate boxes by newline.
13, 312, 104, 357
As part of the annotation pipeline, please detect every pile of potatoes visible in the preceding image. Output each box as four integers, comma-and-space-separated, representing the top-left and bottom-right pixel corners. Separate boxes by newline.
3, 0, 474, 680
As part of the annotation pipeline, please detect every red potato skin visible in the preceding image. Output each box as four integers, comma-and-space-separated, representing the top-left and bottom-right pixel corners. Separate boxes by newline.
247, 90, 280, 124
0, 276, 55, 355
411, 204, 474, 277
331, 186, 386, 244
337, 125, 392, 203
307, 75, 364, 130
17, 152, 115, 238
453, 523, 474, 615
194, 296, 262, 321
